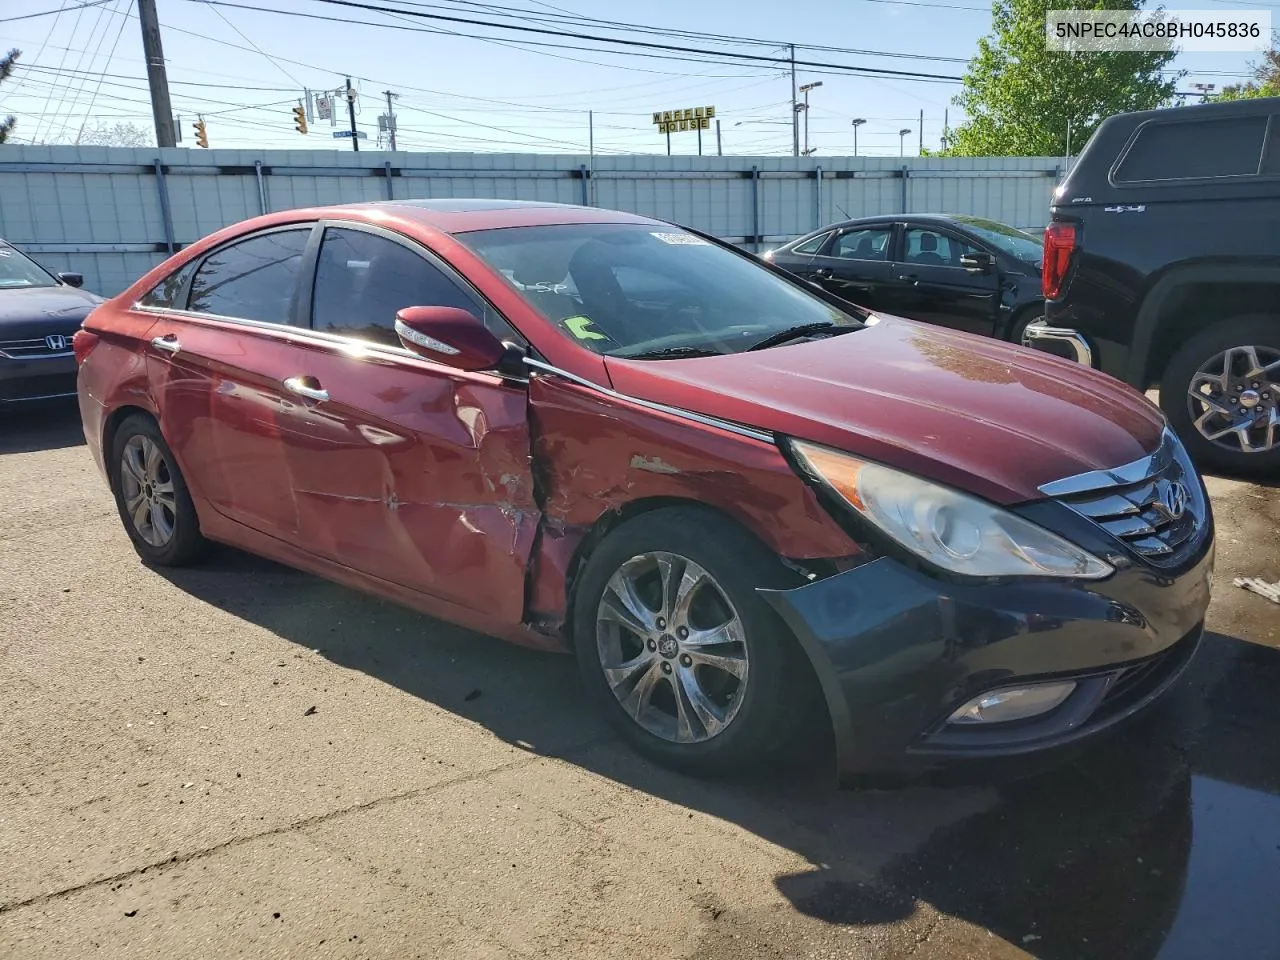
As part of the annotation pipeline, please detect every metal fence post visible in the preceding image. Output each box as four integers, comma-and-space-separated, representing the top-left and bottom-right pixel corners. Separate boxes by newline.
253, 160, 268, 215
900, 165, 909, 214
578, 164, 590, 206
384, 160, 394, 200
751, 165, 760, 252
153, 158, 175, 255
815, 165, 823, 229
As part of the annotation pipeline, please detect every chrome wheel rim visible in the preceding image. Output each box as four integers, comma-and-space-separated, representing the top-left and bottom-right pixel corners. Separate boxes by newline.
595, 551, 749, 744
120, 435, 177, 547
1186, 344, 1280, 454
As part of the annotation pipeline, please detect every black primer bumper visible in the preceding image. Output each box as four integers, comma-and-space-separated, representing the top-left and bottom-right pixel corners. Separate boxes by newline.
0, 354, 78, 404
758, 532, 1213, 783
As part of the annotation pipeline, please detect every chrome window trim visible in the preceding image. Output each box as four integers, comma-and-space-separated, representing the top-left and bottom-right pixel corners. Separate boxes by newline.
523, 357, 774, 444
131, 305, 528, 384
1038, 427, 1179, 498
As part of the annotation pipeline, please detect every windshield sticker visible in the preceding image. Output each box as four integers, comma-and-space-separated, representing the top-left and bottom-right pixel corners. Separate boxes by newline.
561, 315, 611, 341
651, 232, 708, 245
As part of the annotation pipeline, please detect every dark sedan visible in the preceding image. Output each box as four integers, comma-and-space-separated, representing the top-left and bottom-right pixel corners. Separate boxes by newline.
764, 214, 1045, 343
0, 241, 103, 405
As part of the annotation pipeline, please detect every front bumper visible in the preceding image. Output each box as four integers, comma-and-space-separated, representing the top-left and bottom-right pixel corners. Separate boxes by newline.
759, 529, 1212, 783
0, 353, 78, 404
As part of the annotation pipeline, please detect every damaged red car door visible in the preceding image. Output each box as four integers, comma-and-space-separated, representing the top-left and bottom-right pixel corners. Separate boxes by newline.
273, 222, 539, 623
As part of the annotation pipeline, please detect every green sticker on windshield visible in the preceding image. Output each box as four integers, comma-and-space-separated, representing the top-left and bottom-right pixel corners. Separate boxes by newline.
562, 315, 609, 341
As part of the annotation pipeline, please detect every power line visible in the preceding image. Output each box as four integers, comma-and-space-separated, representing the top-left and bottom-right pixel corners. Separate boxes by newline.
75, 0, 133, 142
185, 0, 966, 82
197, 1, 306, 87
0, 0, 115, 23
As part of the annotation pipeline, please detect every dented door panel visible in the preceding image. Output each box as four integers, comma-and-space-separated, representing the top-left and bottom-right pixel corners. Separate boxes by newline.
273, 338, 539, 624
523, 375, 863, 630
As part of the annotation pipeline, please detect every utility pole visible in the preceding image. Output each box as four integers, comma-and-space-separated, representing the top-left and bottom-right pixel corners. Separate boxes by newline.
918, 109, 924, 156
383, 90, 398, 150
345, 77, 359, 152
942, 109, 948, 152
790, 43, 799, 157
716, 118, 722, 157
137, 0, 176, 148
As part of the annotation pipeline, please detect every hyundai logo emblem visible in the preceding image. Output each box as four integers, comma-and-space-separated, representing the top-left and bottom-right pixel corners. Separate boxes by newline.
1158, 481, 1189, 521
45, 334, 69, 351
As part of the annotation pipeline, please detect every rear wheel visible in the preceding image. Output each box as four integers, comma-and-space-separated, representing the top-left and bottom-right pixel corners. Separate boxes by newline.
108, 413, 209, 566
572, 507, 813, 777
1159, 315, 1280, 478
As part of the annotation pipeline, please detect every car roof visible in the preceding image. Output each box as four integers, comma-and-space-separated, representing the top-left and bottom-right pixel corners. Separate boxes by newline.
307, 198, 661, 233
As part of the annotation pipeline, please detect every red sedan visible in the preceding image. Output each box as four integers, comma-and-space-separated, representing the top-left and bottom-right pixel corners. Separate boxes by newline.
74, 200, 1214, 783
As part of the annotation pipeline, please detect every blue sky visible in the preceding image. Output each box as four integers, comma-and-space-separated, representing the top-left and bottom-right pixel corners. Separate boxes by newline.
1, 0, 1273, 156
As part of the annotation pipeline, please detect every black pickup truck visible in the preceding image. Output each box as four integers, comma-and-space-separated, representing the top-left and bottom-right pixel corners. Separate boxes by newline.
1023, 98, 1280, 478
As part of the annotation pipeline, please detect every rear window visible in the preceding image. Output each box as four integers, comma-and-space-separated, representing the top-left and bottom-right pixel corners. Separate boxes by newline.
1114, 116, 1268, 182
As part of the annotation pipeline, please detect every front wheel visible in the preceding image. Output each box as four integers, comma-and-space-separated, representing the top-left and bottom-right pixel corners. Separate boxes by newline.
1159, 315, 1280, 478
571, 507, 813, 777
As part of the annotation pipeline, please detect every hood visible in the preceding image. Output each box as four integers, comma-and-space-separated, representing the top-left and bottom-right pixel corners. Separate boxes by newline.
0, 285, 104, 339
603, 315, 1166, 505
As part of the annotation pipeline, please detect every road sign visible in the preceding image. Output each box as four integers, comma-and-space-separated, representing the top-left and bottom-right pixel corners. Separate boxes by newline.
332, 130, 368, 139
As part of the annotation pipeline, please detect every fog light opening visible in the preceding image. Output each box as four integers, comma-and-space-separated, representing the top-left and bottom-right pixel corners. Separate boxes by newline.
947, 681, 1077, 725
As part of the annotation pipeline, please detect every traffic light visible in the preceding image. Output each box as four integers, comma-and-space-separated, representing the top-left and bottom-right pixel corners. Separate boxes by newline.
292, 103, 307, 135
193, 118, 208, 148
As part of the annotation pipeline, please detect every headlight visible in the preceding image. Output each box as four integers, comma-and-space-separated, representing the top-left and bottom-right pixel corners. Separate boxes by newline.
790, 439, 1113, 580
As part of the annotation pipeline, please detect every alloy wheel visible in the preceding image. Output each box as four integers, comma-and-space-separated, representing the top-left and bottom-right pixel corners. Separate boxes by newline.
1186, 344, 1280, 454
595, 551, 749, 744
119, 435, 178, 547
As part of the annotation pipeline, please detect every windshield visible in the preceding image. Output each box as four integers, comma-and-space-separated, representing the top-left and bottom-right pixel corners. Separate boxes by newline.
951, 218, 1043, 265
0, 244, 58, 289
454, 222, 863, 358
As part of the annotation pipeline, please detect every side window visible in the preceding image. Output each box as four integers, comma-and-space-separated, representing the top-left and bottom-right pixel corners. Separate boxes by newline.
1115, 116, 1267, 182
904, 228, 950, 265
790, 232, 831, 256
187, 228, 312, 324
311, 227, 488, 348
138, 260, 196, 309
830, 227, 892, 261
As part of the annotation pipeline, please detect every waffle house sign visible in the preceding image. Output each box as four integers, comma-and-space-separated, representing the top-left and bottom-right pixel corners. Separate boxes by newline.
653, 106, 716, 134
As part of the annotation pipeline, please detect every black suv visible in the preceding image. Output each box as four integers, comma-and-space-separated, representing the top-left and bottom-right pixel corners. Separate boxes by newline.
1024, 98, 1280, 478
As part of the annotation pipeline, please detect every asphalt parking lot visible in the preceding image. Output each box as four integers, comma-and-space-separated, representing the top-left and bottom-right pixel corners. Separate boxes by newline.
3, 402, 1280, 960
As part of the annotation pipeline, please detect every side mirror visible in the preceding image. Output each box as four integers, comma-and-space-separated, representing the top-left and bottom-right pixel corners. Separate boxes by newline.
394, 305, 509, 372
58, 272, 84, 288
959, 252, 994, 275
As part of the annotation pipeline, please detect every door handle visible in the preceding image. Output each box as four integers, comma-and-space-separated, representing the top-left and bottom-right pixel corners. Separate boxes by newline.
283, 376, 329, 402
814, 267, 833, 278
151, 334, 180, 354
895, 275, 920, 284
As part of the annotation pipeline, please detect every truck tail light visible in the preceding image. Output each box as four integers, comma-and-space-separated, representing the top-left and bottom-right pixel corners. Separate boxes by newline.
72, 328, 100, 366
1042, 221, 1077, 300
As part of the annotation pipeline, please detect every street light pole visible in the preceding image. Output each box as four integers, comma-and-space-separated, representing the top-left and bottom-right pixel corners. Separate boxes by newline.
799, 81, 822, 155
851, 118, 865, 157
899, 128, 911, 157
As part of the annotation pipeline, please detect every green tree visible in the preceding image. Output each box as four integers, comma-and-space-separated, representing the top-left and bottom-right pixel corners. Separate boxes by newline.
1210, 33, 1280, 101
0, 49, 20, 145
944, 0, 1179, 157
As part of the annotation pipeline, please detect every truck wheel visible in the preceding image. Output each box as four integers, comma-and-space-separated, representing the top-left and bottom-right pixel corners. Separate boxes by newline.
571, 506, 812, 777
1159, 314, 1280, 478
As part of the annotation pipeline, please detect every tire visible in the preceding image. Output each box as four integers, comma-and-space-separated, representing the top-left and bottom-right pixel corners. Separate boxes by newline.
1007, 305, 1044, 346
108, 413, 209, 566
1159, 314, 1280, 479
571, 506, 813, 777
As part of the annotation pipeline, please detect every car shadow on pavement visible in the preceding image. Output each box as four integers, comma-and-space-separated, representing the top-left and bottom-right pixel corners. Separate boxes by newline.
152, 545, 1280, 960
0, 401, 84, 454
